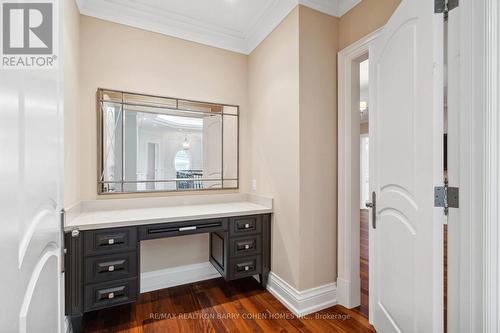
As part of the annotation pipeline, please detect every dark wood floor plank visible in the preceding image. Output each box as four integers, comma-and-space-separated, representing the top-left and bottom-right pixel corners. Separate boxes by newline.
360, 209, 370, 318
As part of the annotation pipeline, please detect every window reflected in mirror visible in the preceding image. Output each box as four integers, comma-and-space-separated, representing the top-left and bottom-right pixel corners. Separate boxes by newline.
98, 89, 238, 194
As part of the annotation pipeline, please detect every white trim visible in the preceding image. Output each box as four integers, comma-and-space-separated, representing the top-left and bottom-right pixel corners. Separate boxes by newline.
449, 0, 499, 331
142, 266, 338, 318
299, 0, 339, 17
336, 28, 381, 309
447, 0, 494, 332
483, 0, 500, 331
243, 0, 298, 54
75, 0, 359, 55
337, 0, 362, 17
445, 6, 463, 332
266, 272, 337, 317
140, 262, 220, 293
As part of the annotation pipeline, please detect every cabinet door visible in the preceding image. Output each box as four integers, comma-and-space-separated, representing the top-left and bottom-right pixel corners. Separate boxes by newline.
209, 232, 228, 279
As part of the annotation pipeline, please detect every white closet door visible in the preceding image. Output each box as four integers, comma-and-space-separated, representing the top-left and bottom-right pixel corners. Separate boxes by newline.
0, 3, 63, 333
369, 0, 444, 332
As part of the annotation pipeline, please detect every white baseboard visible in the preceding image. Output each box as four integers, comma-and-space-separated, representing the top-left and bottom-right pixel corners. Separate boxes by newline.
336, 277, 360, 308
140, 262, 221, 293
267, 272, 337, 317
138, 265, 337, 318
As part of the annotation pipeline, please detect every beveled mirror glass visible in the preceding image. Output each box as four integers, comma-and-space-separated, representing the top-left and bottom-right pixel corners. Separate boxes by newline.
97, 89, 238, 194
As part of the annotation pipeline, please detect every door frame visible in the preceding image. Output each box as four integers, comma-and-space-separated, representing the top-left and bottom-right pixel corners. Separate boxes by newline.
336, 28, 380, 309
482, 0, 500, 330
463, 0, 500, 331
448, 0, 499, 331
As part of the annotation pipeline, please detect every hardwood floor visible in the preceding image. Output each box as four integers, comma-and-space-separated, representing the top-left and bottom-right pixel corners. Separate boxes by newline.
83, 277, 376, 333
360, 209, 369, 318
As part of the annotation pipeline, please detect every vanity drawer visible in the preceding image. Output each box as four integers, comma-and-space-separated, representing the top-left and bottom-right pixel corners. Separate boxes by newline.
229, 215, 262, 236
229, 235, 262, 258
84, 227, 137, 256
229, 255, 262, 280
84, 278, 138, 312
138, 218, 227, 240
84, 252, 138, 284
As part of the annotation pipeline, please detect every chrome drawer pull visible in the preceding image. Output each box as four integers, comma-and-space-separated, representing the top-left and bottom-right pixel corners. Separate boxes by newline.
244, 223, 250, 229
108, 238, 115, 245
108, 265, 115, 272
237, 261, 254, 272
108, 292, 114, 299
245, 244, 250, 250
179, 226, 197, 232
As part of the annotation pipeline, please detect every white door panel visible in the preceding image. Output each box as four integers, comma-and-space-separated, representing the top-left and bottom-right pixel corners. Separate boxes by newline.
369, 0, 444, 332
2, 76, 64, 333
20, 248, 60, 333
0, 1, 64, 331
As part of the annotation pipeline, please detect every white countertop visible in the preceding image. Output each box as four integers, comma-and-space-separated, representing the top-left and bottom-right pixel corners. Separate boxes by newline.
65, 193, 273, 231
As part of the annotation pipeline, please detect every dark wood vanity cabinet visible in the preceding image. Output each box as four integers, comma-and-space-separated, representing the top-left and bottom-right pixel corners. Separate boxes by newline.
64, 213, 271, 333
210, 214, 271, 286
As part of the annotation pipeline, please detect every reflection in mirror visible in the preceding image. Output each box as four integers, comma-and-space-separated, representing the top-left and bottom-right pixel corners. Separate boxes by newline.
98, 89, 238, 194
223, 115, 238, 181
121, 110, 221, 192
101, 102, 123, 193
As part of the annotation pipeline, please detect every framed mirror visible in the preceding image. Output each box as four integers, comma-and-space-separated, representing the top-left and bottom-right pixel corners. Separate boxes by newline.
97, 89, 239, 194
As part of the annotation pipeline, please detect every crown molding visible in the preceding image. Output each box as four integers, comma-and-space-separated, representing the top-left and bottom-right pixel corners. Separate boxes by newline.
75, 0, 361, 55
338, 0, 362, 16
243, 0, 298, 54
298, 0, 339, 17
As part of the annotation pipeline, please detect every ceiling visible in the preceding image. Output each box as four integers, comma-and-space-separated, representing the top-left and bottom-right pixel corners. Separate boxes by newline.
76, 0, 361, 54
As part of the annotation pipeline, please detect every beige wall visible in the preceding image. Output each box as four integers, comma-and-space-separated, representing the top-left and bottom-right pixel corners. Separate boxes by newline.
248, 6, 339, 291
339, 0, 400, 50
79, 16, 248, 272
63, 0, 81, 208
248, 7, 301, 288
70, 1, 390, 288
298, 6, 338, 290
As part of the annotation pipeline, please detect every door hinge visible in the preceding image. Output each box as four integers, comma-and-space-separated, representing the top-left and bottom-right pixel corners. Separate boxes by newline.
434, 180, 459, 215
435, 0, 459, 14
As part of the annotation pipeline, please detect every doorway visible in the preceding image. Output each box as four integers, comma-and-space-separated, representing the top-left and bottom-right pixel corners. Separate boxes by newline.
337, 29, 379, 315
146, 142, 159, 190
359, 58, 370, 318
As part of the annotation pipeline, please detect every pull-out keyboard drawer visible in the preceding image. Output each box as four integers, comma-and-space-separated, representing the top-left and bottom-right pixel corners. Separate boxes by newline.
84, 252, 138, 284
84, 227, 137, 256
138, 218, 227, 240
84, 278, 138, 312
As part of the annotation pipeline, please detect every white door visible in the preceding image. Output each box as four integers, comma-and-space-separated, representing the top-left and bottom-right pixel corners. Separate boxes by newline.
0, 4, 63, 333
368, 0, 444, 332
